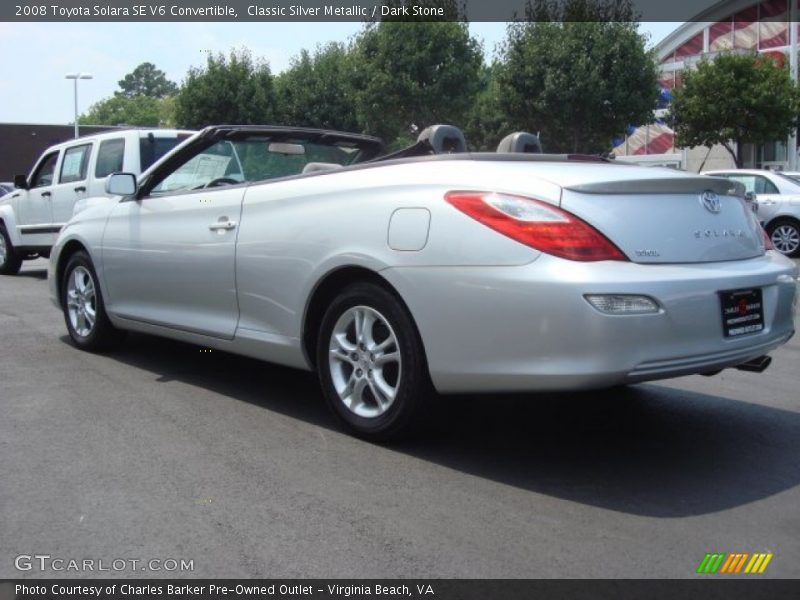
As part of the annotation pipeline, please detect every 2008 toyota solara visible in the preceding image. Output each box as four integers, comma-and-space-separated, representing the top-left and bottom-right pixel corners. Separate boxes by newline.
46, 124, 798, 439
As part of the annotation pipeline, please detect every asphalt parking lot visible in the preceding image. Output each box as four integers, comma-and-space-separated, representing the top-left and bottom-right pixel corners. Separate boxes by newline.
1, 258, 799, 579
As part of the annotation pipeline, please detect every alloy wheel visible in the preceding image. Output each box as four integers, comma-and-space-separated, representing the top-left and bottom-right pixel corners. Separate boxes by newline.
328, 305, 402, 418
66, 266, 97, 337
771, 224, 800, 255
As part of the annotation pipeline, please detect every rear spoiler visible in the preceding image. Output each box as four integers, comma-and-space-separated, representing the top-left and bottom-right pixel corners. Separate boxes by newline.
565, 177, 745, 197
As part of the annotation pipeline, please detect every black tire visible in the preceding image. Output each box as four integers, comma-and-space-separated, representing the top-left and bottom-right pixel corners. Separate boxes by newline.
767, 218, 800, 258
61, 251, 125, 351
0, 223, 23, 275
317, 282, 433, 441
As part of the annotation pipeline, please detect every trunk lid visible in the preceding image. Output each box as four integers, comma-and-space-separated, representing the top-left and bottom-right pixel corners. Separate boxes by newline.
560, 177, 765, 263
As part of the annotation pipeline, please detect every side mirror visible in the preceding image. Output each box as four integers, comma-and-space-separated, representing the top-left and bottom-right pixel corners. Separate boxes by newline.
13, 174, 28, 190
105, 172, 137, 196
744, 191, 758, 213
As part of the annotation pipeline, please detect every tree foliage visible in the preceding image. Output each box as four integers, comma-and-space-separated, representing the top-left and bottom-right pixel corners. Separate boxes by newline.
75, 5, 665, 155
117, 62, 178, 98
79, 94, 174, 127
464, 64, 511, 151
352, 21, 484, 143
78, 62, 177, 126
274, 43, 360, 132
174, 48, 275, 129
669, 53, 800, 167
494, 2, 658, 153
524, 0, 638, 21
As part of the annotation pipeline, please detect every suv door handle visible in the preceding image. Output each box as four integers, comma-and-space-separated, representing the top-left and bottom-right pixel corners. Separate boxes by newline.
41, 191, 51, 198
209, 219, 237, 231
74, 186, 86, 193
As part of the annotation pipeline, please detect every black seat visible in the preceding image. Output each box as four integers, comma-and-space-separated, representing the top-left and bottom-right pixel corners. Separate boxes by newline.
497, 132, 542, 154
417, 125, 467, 154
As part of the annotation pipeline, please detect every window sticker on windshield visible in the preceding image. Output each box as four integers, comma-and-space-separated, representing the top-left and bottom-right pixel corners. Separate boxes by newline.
160, 154, 232, 191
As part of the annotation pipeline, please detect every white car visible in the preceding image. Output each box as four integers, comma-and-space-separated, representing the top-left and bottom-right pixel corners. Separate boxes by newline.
703, 169, 800, 257
0, 128, 192, 274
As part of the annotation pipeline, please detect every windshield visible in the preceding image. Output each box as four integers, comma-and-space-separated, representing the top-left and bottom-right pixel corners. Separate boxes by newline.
150, 133, 377, 194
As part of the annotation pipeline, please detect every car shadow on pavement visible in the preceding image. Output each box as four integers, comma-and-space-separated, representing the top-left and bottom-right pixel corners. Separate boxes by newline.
86, 332, 800, 519
16, 268, 47, 280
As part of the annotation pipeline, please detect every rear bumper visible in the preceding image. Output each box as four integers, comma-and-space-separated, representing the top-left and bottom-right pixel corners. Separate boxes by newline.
381, 252, 798, 393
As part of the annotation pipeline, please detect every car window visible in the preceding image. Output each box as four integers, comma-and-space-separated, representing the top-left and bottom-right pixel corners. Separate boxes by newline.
149, 135, 369, 196
60, 143, 92, 184
140, 134, 192, 172
30, 151, 60, 188
754, 176, 778, 194
95, 138, 126, 178
717, 174, 778, 195
152, 141, 244, 193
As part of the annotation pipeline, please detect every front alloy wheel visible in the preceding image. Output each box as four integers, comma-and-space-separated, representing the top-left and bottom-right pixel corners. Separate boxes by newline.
62, 251, 124, 351
318, 282, 432, 440
66, 266, 97, 337
769, 220, 800, 257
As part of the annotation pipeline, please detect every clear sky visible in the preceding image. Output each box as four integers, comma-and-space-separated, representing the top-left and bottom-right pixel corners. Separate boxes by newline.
0, 21, 681, 125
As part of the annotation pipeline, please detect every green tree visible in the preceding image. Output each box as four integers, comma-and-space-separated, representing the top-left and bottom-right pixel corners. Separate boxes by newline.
464, 64, 510, 151
117, 62, 178, 98
274, 43, 361, 132
494, 0, 658, 153
174, 48, 275, 129
669, 53, 800, 167
352, 20, 484, 145
79, 94, 174, 127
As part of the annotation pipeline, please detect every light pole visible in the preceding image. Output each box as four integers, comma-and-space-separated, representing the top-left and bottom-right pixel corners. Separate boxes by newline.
65, 73, 93, 139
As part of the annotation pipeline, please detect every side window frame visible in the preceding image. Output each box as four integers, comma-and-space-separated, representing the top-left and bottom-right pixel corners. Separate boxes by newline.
30, 151, 61, 189
59, 143, 93, 184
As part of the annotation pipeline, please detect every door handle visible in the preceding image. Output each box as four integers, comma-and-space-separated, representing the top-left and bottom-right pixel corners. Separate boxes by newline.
41, 191, 51, 198
74, 186, 86, 193
209, 220, 237, 231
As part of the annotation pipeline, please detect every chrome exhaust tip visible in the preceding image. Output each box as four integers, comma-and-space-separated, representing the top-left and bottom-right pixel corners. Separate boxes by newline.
735, 355, 772, 373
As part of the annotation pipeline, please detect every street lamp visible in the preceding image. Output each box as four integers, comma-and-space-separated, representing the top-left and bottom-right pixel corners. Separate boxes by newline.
65, 73, 93, 139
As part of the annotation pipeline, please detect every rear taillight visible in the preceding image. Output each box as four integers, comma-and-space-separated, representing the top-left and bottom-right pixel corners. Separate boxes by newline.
445, 191, 628, 262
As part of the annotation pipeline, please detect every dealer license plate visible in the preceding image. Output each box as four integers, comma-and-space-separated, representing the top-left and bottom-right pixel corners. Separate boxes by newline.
720, 288, 764, 337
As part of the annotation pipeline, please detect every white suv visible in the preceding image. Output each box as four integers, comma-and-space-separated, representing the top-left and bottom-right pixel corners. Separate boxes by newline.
0, 128, 192, 274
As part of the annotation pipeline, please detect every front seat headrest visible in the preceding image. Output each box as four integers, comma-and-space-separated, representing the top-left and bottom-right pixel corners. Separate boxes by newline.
417, 125, 467, 154
497, 132, 543, 154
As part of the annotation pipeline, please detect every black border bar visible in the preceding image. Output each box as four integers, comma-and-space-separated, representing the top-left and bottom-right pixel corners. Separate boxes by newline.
2, 0, 732, 22
3, 580, 800, 600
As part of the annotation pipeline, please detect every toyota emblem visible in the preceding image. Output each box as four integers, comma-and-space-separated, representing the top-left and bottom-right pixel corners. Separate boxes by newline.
701, 190, 721, 214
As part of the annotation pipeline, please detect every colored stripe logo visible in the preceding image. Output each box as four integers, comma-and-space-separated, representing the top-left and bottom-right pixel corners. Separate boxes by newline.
696, 552, 773, 574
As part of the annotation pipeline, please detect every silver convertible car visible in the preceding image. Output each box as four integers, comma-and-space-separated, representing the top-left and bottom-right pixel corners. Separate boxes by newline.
48, 125, 798, 439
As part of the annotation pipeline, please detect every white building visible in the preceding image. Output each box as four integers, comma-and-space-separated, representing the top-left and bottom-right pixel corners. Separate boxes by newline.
614, 0, 798, 172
